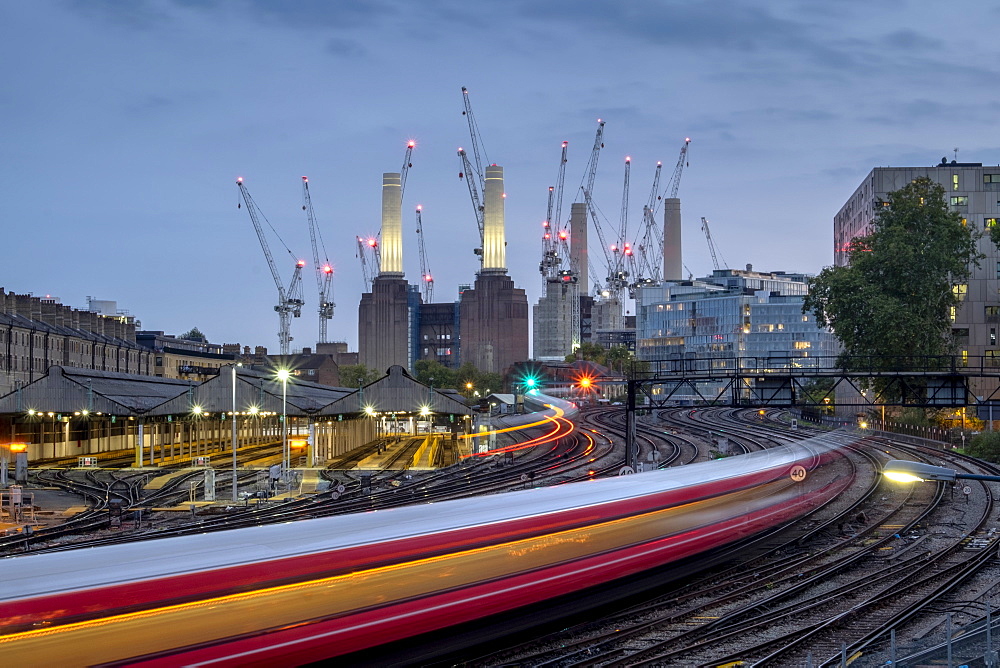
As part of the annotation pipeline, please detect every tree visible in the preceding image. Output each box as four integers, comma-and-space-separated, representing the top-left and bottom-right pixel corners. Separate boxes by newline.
179, 327, 208, 343
339, 364, 380, 388
413, 359, 457, 389
804, 177, 982, 381
966, 431, 1000, 462
565, 342, 606, 365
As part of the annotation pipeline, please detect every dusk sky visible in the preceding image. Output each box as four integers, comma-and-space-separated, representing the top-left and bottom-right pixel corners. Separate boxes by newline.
5, 2, 999, 353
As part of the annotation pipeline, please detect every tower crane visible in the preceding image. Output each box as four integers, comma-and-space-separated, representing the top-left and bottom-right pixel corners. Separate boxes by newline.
634, 161, 664, 284
236, 177, 305, 355
604, 156, 632, 300
301, 177, 335, 344
400, 140, 416, 200
666, 138, 691, 198
415, 205, 434, 303
356, 236, 379, 290
540, 141, 569, 281
701, 216, 729, 271
578, 119, 613, 296
458, 87, 491, 259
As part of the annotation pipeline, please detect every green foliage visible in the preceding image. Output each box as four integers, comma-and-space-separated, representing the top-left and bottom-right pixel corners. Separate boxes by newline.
339, 364, 380, 388
966, 431, 1000, 463
179, 327, 208, 343
804, 178, 983, 389
412, 360, 457, 389
566, 342, 606, 365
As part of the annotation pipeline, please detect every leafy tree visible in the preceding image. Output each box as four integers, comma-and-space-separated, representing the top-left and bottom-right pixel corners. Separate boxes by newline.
179, 327, 208, 342
339, 364, 380, 388
566, 342, 606, 365
413, 359, 457, 389
804, 177, 982, 390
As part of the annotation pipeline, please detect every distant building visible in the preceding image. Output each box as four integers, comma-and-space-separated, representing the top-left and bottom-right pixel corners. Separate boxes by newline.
635, 268, 836, 364
0, 289, 153, 395
136, 331, 236, 381
835, 160, 1000, 398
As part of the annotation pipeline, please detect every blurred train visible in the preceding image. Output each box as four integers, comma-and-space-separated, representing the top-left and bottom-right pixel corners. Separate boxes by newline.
0, 430, 861, 666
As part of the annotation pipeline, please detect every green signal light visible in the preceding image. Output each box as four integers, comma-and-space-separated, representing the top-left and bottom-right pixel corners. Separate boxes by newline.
524, 377, 538, 388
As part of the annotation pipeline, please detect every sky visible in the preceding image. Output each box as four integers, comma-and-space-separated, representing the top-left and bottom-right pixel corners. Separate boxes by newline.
5, 1, 1000, 353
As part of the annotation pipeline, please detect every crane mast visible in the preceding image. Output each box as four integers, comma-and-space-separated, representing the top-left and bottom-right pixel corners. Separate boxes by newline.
667, 138, 691, 198
301, 177, 335, 344
415, 205, 434, 303
400, 140, 415, 201
236, 177, 305, 355
701, 216, 728, 271
634, 161, 664, 285
356, 236, 378, 290
579, 119, 612, 295
540, 141, 569, 281
458, 148, 485, 254
460, 86, 489, 194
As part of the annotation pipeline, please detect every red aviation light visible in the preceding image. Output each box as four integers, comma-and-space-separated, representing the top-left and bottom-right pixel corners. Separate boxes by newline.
424, 274, 433, 282
297, 260, 306, 267
542, 220, 550, 228
416, 204, 423, 212
322, 265, 333, 274
610, 244, 618, 252
562, 141, 568, 148
558, 230, 568, 240
367, 238, 378, 248
625, 156, 631, 163
543, 233, 551, 240
236, 177, 243, 184
407, 140, 416, 148
302, 176, 308, 182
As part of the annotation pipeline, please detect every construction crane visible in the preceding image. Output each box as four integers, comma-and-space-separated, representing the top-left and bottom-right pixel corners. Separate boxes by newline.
400, 140, 415, 200
701, 217, 729, 271
458, 148, 485, 252
301, 177, 335, 344
236, 177, 305, 355
666, 138, 691, 198
356, 236, 379, 290
415, 205, 434, 303
604, 156, 632, 300
578, 119, 612, 296
460, 86, 489, 194
458, 87, 491, 258
540, 141, 569, 281
634, 161, 664, 285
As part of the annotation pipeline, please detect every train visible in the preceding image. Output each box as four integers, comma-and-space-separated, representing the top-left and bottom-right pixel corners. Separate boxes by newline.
0, 429, 861, 666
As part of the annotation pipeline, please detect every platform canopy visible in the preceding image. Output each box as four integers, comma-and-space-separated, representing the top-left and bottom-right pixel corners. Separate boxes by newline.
325, 365, 473, 416
0, 364, 473, 419
0, 366, 195, 416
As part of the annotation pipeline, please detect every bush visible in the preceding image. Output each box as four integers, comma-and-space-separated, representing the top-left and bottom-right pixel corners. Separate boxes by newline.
965, 431, 1000, 463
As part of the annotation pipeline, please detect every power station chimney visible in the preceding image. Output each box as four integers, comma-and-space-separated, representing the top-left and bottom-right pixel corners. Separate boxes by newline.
481, 165, 506, 273
380, 172, 403, 277
663, 197, 682, 281
570, 202, 588, 295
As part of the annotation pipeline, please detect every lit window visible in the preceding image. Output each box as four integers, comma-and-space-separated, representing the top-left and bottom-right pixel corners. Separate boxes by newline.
961, 218, 968, 226
985, 174, 1000, 183
961, 350, 969, 367
951, 196, 968, 206
794, 341, 811, 350
953, 174, 959, 190
987, 219, 998, 228
953, 284, 968, 300
987, 305, 1000, 318
950, 306, 957, 322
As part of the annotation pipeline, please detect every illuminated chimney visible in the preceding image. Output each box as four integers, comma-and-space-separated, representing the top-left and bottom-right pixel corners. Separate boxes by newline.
481, 165, 506, 273
379, 172, 403, 277
570, 202, 588, 295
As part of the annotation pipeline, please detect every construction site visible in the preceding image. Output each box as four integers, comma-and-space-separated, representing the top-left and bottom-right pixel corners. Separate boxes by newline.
236, 87, 700, 378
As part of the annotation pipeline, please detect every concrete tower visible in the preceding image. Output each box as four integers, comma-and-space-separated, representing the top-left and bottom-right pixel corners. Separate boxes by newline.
569, 203, 588, 295
481, 165, 506, 273
663, 197, 682, 281
359, 171, 413, 373
379, 172, 403, 277
460, 163, 529, 374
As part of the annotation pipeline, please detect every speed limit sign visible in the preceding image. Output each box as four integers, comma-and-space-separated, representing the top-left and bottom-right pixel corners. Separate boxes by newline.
790, 465, 807, 482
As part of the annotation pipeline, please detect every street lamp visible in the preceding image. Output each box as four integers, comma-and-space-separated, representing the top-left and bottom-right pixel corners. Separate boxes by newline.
883, 459, 1000, 483
276, 369, 291, 477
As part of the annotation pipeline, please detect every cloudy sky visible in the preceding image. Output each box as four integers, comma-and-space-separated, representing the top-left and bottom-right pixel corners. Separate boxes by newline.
4, 1, 999, 352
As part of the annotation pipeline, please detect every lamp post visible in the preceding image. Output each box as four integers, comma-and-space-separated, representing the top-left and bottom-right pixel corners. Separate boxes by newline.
882, 459, 1000, 484
276, 369, 291, 479
231, 364, 239, 503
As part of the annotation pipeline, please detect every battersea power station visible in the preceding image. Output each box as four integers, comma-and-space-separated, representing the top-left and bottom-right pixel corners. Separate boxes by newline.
357, 165, 529, 375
